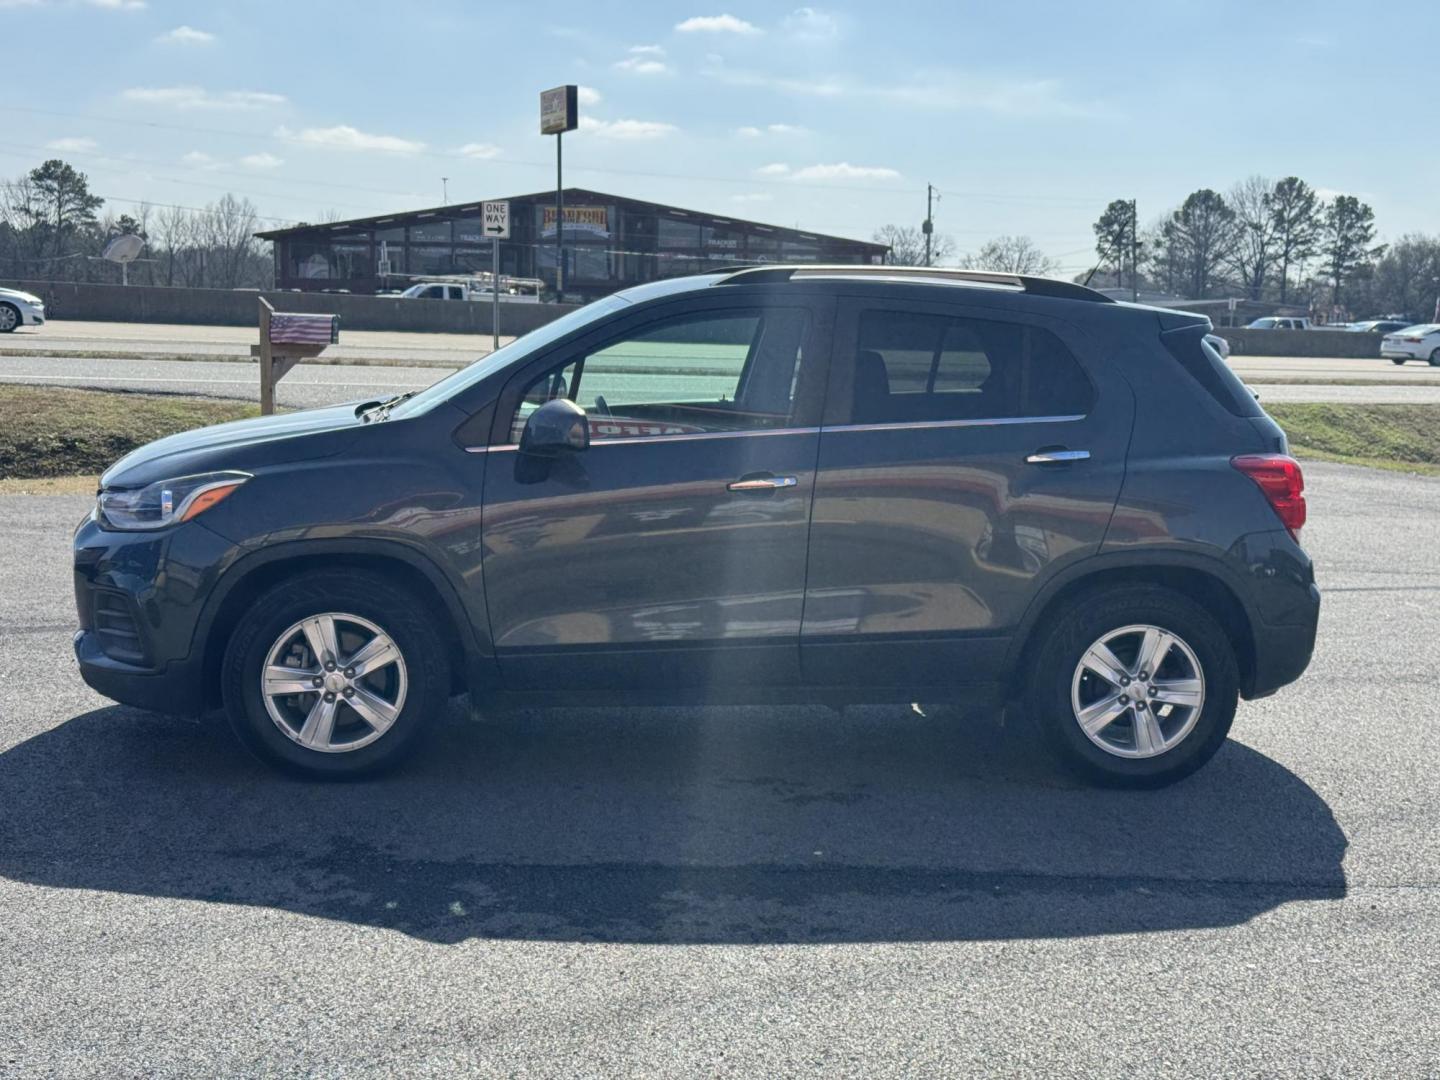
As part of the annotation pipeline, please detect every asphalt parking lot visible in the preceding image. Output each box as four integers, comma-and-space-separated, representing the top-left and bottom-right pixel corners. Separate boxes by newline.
1, 461, 1438, 1075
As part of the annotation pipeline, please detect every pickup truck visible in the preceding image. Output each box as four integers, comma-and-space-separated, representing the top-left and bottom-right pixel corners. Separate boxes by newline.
398, 279, 541, 304
1246, 316, 1311, 330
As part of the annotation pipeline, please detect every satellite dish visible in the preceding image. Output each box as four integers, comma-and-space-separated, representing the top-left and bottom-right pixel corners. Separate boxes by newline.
102, 234, 146, 264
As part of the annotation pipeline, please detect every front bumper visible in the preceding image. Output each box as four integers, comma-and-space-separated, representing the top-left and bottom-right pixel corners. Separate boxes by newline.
74, 629, 206, 714
72, 514, 235, 716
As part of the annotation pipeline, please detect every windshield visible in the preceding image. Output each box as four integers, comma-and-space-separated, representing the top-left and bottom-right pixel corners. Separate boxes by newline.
389, 294, 633, 418
1399, 324, 1440, 336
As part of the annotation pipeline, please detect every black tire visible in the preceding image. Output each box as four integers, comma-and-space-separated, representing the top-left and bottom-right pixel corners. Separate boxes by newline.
221, 570, 450, 778
1429, 348, 1440, 367
0, 303, 19, 333
1023, 584, 1239, 788
1391, 357, 1407, 366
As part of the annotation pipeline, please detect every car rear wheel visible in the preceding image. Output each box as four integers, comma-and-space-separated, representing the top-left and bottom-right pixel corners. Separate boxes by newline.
1429, 348, 1440, 367
0, 303, 19, 333
1023, 585, 1239, 788
221, 570, 449, 777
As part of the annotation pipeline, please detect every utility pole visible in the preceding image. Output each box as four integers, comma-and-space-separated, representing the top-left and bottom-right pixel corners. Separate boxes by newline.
441, 177, 449, 205
922, 184, 936, 267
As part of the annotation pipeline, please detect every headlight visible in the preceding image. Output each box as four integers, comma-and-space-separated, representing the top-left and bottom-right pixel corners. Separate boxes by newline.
98, 471, 250, 531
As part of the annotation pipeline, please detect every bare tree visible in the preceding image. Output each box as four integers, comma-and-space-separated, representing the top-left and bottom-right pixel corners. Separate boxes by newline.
872, 224, 955, 267
1226, 176, 1280, 300
967, 235, 1059, 275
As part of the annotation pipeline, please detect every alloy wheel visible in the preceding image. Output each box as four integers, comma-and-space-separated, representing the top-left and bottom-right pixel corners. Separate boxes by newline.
1069, 623, 1206, 759
0, 306, 17, 332
261, 612, 408, 753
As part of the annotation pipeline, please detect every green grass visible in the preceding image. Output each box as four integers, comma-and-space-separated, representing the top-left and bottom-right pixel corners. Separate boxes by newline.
1267, 403, 1440, 475
0, 385, 258, 480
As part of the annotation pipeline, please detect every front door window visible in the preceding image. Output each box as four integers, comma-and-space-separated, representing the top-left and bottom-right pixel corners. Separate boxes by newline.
508, 308, 809, 442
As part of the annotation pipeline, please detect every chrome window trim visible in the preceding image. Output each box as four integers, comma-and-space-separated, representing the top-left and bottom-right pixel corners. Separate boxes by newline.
820, 414, 1085, 435
465, 426, 821, 453
464, 415, 1084, 452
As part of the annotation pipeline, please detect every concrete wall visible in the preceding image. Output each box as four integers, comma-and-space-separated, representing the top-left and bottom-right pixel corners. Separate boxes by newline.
2, 279, 578, 336
1219, 327, 1388, 358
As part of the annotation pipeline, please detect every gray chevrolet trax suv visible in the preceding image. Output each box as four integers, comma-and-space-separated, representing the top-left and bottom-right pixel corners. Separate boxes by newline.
72, 267, 1318, 786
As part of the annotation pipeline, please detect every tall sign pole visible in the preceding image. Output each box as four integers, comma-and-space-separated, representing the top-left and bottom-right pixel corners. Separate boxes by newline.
482, 200, 511, 353
540, 85, 579, 300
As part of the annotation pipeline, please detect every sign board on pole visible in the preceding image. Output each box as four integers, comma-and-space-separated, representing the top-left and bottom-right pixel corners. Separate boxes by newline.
540, 85, 579, 134
482, 201, 511, 240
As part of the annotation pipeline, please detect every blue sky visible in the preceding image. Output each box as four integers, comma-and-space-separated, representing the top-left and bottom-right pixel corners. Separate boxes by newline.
4, 0, 1437, 275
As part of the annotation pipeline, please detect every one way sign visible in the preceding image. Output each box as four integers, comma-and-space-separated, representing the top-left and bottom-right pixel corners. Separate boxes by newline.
482, 200, 510, 240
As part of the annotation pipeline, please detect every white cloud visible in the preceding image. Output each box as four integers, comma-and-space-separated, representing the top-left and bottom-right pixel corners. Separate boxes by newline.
783, 7, 840, 39
737, 123, 807, 137
122, 86, 286, 110
789, 162, 900, 182
615, 55, 670, 75
577, 85, 603, 106
181, 150, 220, 170
705, 61, 1104, 118
729, 193, 773, 204
276, 125, 425, 154
629, 44, 665, 55
157, 25, 215, 45
457, 142, 502, 159
675, 13, 761, 34
579, 116, 677, 140
240, 152, 283, 169
88, 0, 146, 9
756, 161, 901, 183
45, 136, 97, 152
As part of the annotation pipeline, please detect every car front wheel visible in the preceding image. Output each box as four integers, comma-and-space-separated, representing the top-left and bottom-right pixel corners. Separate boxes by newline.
0, 304, 19, 333
221, 570, 449, 777
1024, 585, 1239, 788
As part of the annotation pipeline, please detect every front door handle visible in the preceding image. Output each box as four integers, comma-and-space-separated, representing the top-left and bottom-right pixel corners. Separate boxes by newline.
727, 474, 799, 492
1025, 449, 1091, 465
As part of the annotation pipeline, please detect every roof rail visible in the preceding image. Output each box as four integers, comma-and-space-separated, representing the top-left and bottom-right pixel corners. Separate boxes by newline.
714, 264, 1115, 304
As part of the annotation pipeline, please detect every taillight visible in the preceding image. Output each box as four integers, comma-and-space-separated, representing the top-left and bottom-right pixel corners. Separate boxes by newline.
1232, 454, 1306, 539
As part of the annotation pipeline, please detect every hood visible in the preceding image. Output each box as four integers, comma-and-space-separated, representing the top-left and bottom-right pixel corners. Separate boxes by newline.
0, 287, 40, 304
101, 401, 367, 488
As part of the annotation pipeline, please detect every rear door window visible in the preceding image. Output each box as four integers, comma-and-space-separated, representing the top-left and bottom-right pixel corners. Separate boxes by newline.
847, 308, 1094, 424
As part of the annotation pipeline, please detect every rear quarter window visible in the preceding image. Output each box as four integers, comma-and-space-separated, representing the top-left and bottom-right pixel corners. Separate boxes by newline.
1159, 326, 1263, 417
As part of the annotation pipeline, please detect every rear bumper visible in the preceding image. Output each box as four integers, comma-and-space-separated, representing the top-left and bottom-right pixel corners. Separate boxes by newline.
1243, 584, 1319, 699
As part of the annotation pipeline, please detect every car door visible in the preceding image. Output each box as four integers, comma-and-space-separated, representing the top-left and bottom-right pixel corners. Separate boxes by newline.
479, 295, 832, 691
800, 295, 1134, 689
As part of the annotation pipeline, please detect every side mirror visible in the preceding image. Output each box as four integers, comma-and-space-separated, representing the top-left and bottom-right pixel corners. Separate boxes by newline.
520, 397, 589, 456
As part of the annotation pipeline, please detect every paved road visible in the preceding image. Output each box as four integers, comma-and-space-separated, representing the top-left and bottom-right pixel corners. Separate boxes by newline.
2, 462, 1438, 1075
7, 320, 1440, 382
1, 320, 506, 365
7, 349, 1440, 409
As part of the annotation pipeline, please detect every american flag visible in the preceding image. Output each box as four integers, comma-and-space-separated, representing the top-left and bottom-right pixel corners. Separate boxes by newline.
269, 313, 339, 346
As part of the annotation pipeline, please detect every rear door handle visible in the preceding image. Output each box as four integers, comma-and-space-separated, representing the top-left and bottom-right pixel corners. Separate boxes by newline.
728, 474, 799, 492
1025, 449, 1091, 465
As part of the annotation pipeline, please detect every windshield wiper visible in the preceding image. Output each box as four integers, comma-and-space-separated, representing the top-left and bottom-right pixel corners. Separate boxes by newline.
358, 391, 418, 422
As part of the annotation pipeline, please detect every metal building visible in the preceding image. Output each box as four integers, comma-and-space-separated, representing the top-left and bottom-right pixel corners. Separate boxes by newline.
255, 187, 888, 300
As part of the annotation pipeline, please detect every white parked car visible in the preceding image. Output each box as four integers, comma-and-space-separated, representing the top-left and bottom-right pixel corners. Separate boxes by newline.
1380, 324, 1440, 365
0, 287, 45, 332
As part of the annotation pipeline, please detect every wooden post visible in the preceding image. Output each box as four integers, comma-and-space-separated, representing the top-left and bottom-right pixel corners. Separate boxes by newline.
258, 297, 276, 416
